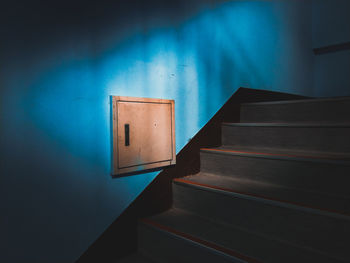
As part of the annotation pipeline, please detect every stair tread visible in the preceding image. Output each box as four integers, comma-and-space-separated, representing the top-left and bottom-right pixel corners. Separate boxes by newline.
241, 96, 350, 106
221, 123, 350, 153
174, 177, 350, 220
240, 96, 350, 123
141, 209, 260, 263
201, 145, 350, 163
118, 253, 154, 263
222, 122, 350, 127
182, 172, 350, 215
142, 208, 342, 263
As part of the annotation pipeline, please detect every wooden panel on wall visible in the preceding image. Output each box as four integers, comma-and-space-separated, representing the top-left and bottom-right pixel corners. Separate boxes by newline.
112, 96, 176, 176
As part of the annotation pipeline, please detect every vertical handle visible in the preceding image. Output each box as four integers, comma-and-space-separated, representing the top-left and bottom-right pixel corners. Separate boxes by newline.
125, 124, 130, 146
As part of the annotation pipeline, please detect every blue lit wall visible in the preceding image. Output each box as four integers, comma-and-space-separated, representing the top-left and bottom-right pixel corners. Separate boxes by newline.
0, 0, 314, 262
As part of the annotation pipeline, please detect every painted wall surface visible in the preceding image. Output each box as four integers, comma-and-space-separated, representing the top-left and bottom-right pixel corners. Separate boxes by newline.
312, 0, 350, 97
1, 0, 313, 262
312, 0, 350, 47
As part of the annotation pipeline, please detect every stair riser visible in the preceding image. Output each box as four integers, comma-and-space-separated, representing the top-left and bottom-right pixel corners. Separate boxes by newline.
185, 174, 350, 214
173, 182, 350, 260
240, 99, 350, 123
140, 212, 341, 263
200, 151, 350, 198
222, 125, 350, 153
138, 222, 244, 263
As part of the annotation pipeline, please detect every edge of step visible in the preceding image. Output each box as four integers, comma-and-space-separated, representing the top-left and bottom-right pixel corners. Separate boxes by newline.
173, 177, 350, 220
141, 209, 346, 263
240, 96, 350, 106
140, 217, 262, 263
200, 147, 350, 165
222, 122, 350, 128
181, 172, 350, 216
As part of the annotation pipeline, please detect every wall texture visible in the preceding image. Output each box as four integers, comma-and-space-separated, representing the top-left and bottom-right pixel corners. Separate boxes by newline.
312, 0, 350, 97
0, 0, 314, 262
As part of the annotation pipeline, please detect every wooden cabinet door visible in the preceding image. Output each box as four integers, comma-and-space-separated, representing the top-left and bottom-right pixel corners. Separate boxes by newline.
112, 96, 175, 175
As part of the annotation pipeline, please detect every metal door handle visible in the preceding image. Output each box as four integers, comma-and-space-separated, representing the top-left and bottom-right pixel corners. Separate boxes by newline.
125, 124, 130, 146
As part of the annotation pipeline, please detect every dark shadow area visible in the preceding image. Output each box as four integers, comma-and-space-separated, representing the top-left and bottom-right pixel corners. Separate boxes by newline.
76, 87, 307, 263
313, 41, 350, 55
0, 0, 225, 59
111, 165, 172, 178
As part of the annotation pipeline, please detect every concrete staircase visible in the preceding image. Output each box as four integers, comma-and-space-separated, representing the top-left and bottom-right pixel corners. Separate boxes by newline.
120, 97, 350, 263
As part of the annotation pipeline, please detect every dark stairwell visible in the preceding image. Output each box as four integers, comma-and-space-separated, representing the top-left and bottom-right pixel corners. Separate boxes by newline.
120, 94, 350, 263
2, 1, 350, 262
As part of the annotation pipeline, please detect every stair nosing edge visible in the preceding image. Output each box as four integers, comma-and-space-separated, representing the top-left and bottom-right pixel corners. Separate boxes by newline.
140, 218, 260, 263
200, 148, 350, 165
240, 96, 350, 106
222, 122, 350, 128
173, 178, 350, 220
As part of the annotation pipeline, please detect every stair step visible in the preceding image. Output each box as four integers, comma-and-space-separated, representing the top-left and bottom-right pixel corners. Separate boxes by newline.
200, 147, 350, 198
139, 208, 344, 263
203, 145, 350, 163
240, 97, 350, 123
183, 172, 350, 216
172, 178, 350, 261
118, 253, 154, 263
139, 211, 252, 263
222, 123, 350, 153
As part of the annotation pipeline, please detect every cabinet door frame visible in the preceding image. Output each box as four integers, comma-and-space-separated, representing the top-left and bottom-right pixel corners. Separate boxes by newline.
111, 96, 176, 176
